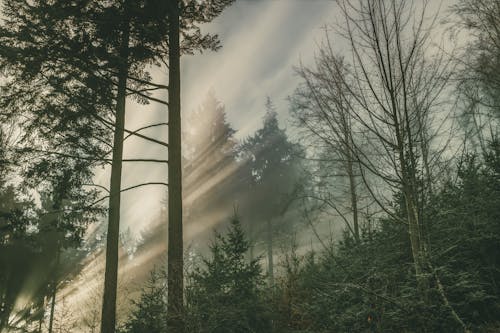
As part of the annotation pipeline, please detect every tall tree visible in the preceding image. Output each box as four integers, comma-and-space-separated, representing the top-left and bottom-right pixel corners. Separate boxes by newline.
165, 2, 235, 330
326, 0, 467, 330
182, 90, 238, 236
183, 90, 237, 186
0, 1, 170, 332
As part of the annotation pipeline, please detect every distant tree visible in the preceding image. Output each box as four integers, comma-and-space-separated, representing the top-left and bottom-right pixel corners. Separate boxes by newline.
0, 183, 34, 331
0, 127, 36, 331
37, 177, 93, 333
185, 216, 271, 333
239, 98, 303, 283
291, 48, 369, 244
183, 90, 237, 181
454, 0, 500, 151
182, 91, 238, 239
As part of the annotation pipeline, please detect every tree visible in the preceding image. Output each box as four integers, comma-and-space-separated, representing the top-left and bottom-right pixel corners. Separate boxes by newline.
321, 0, 465, 329
185, 216, 271, 333
37, 180, 91, 333
1, 2, 171, 332
183, 90, 237, 189
454, 0, 500, 152
239, 98, 303, 284
119, 269, 168, 333
0, 125, 35, 331
270, 141, 500, 332
182, 90, 239, 242
165, 2, 235, 330
0, 183, 34, 331
291, 48, 367, 244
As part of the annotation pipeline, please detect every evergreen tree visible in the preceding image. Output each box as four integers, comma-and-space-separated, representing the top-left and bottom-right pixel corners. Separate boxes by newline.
119, 270, 168, 333
239, 98, 303, 280
183, 90, 236, 177
0, 2, 170, 332
186, 216, 271, 333
0, 182, 34, 331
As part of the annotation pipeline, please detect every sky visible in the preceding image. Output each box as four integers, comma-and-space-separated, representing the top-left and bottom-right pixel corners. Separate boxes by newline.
106, 0, 340, 240
72, 0, 460, 257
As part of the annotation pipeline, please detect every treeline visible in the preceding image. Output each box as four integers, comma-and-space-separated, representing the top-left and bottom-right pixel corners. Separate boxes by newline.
121, 143, 500, 332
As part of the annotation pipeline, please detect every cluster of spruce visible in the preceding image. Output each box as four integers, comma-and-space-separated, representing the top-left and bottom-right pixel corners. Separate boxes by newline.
121, 141, 500, 333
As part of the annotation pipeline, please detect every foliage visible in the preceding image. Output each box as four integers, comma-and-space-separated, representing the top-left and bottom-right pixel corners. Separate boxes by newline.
119, 269, 168, 333
186, 216, 272, 333
270, 141, 500, 332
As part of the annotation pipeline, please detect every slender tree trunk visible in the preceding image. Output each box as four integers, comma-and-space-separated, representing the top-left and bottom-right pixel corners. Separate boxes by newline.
100, 17, 130, 333
405, 190, 425, 287
38, 315, 43, 333
249, 222, 255, 261
267, 219, 274, 286
48, 281, 56, 333
347, 167, 360, 244
167, 1, 184, 331
48, 249, 61, 333
345, 138, 359, 243
394, 114, 427, 295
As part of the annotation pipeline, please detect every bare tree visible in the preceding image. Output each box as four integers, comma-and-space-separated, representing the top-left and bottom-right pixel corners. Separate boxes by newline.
454, 0, 500, 151
304, 0, 468, 330
291, 40, 369, 244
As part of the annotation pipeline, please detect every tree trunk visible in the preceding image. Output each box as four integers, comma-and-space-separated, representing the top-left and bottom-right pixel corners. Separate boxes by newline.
100, 17, 130, 333
345, 138, 359, 243
48, 281, 56, 333
167, 1, 184, 331
48, 249, 61, 333
404, 186, 428, 296
249, 222, 254, 261
38, 315, 43, 333
267, 219, 274, 286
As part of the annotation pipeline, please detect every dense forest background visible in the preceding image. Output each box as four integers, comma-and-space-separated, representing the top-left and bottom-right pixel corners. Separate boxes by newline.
0, 0, 499, 332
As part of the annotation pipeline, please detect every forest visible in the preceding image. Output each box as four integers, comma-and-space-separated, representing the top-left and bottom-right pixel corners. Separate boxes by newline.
0, 0, 499, 332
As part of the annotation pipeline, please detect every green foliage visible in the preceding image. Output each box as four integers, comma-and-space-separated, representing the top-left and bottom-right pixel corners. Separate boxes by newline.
9, 136, 495, 332
119, 269, 168, 333
186, 216, 272, 333
270, 141, 500, 332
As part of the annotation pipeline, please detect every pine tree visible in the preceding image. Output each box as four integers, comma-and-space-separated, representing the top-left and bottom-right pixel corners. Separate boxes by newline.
186, 216, 271, 333
239, 98, 302, 280
119, 270, 168, 333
